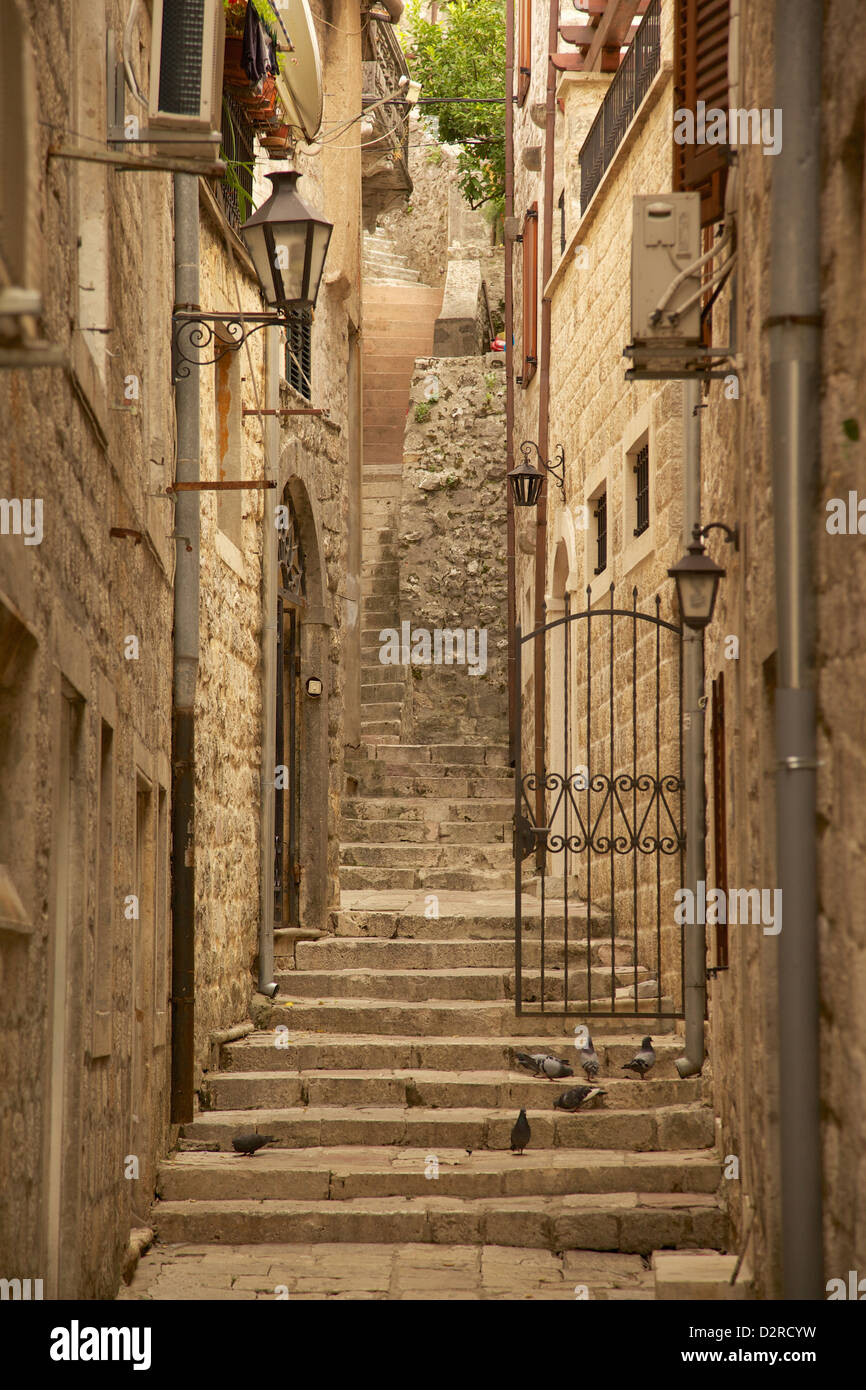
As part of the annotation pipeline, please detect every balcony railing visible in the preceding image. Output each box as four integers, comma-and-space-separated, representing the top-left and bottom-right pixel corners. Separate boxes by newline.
579, 0, 661, 214
215, 90, 257, 233
361, 14, 413, 224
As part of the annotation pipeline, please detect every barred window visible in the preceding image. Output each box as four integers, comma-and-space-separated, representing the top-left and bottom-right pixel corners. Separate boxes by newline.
285, 309, 312, 401
633, 443, 650, 537
594, 492, 607, 575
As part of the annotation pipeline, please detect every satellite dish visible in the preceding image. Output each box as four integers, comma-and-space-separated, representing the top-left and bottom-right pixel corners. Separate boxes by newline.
275, 0, 323, 143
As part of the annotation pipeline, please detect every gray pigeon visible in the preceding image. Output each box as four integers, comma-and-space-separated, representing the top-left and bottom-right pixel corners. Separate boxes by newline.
232, 1132, 277, 1156
578, 1034, 600, 1081
622, 1036, 655, 1079
515, 1051, 574, 1080
553, 1085, 607, 1112
510, 1108, 531, 1155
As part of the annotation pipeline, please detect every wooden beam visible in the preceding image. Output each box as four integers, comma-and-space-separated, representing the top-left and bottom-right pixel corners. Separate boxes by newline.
583, 0, 640, 71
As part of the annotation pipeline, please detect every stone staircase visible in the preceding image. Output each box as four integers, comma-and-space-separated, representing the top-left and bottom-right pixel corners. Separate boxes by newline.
129, 228, 728, 1297
363, 227, 422, 284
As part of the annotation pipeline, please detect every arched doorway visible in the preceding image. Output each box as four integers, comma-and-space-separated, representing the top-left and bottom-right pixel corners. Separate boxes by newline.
274, 487, 304, 928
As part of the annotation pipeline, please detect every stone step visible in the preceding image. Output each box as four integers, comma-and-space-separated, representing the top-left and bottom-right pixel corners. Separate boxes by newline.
181, 1102, 715, 1154
274, 964, 650, 1003
362, 743, 510, 766
158, 1145, 720, 1203
219, 1031, 689, 1075
357, 701, 402, 720
338, 817, 508, 844
652, 1250, 752, 1300
357, 720, 402, 737
360, 683, 406, 703
291, 936, 631, 972
342, 775, 512, 799
339, 865, 514, 891
201, 1069, 699, 1114
152, 1191, 725, 1252
363, 284, 443, 304
338, 841, 513, 870
347, 756, 511, 778
342, 797, 513, 822
257, 996, 679, 1040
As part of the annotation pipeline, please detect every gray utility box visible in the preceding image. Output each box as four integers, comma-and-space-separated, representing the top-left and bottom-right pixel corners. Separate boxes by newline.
630, 193, 702, 345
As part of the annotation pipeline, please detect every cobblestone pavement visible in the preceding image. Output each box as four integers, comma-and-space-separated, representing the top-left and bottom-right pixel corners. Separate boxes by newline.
117, 1242, 655, 1300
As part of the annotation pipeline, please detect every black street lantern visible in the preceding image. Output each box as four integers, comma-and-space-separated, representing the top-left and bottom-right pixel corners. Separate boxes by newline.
507, 456, 545, 507
668, 532, 726, 630
507, 440, 566, 507
242, 170, 333, 310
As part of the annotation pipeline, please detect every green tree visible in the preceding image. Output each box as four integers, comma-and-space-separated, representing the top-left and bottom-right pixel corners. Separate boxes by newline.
404, 0, 505, 210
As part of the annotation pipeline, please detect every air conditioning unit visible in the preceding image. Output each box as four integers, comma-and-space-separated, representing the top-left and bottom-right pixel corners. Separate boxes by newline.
630, 193, 702, 345
148, 0, 226, 156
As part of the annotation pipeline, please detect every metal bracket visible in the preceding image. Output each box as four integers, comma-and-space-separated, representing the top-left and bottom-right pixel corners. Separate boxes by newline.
172, 311, 288, 379
778, 756, 823, 772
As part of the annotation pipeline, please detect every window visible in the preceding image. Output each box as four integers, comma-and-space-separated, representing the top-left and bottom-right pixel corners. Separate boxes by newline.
521, 205, 538, 387
285, 309, 312, 400
217, 91, 256, 233
558, 190, 566, 255
517, 0, 532, 106
594, 491, 607, 575
633, 442, 650, 537
91, 720, 114, 1058
673, 0, 730, 226
710, 672, 729, 970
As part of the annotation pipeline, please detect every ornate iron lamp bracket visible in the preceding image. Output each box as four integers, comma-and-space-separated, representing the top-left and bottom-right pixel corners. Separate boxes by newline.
519, 440, 566, 498
171, 310, 289, 379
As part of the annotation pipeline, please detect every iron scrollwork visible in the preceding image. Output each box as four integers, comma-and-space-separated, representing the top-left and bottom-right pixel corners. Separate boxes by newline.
171, 310, 288, 379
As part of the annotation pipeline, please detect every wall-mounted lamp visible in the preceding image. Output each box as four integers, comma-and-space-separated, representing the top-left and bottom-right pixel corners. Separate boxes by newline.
507, 440, 566, 508
668, 521, 737, 631
305, 676, 324, 698
171, 171, 333, 378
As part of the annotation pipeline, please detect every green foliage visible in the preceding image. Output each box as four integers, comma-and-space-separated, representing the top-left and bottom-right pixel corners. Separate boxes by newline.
414, 402, 432, 423
404, 0, 505, 209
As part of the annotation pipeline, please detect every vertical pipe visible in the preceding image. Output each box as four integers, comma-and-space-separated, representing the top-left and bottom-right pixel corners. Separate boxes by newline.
675, 377, 707, 1078
258, 328, 279, 994
770, 0, 822, 1301
505, 0, 516, 761
170, 173, 200, 1124
533, 0, 560, 840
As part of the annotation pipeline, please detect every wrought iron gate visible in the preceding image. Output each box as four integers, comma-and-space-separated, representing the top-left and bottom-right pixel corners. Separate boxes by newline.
274, 490, 304, 928
514, 584, 685, 1018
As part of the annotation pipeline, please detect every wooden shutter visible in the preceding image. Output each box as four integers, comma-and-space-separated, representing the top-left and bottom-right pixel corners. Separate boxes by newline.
710, 671, 729, 970
522, 204, 538, 386
517, 0, 532, 106
673, 0, 729, 226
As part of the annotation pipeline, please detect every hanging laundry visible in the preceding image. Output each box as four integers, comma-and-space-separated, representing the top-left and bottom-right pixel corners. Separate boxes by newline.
241, 2, 277, 90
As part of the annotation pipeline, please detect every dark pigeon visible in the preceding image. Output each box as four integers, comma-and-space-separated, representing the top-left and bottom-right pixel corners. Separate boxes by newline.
553, 1085, 607, 1112
232, 1132, 277, 1156
621, 1036, 655, 1079
515, 1051, 574, 1080
578, 1034, 601, 1081
510, 1108, 531, 1155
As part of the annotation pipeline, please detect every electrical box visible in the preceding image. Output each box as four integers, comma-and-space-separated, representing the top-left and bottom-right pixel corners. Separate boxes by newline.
630, 193, 702, 345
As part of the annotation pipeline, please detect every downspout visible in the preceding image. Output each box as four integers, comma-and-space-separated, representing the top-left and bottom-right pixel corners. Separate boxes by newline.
769, 0, 823, 1300
675, 378, 706, 1078
170, 173, 200, 1125
258, 328, 279, 995
533, 0, 559, 839
505, 0, 516, 761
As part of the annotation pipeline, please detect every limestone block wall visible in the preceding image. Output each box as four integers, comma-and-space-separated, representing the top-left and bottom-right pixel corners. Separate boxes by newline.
398, 355, 508, 742
0, 0, 175, 1297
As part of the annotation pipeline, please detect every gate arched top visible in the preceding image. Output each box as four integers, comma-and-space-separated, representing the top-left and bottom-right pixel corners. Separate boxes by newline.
519, 586, 682, 645
279, 473, 326, 611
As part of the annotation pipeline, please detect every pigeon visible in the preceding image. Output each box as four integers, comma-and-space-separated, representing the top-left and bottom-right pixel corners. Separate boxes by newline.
231, 1132, 277, 1156
510, 1109, 531, 1155
578, 1034, 601, 1081
514, 1051, 574, 1080
621, 1037, 655, 1079
553, 1085, 607, 1112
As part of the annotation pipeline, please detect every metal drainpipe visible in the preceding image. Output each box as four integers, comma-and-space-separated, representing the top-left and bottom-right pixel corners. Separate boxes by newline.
533, 0, 560, 843
769, 0, 823, 1300
258, 328, 279, 995
170, 173, 201, 1125
675, 378, 707, 1079
505, 0, 516, 762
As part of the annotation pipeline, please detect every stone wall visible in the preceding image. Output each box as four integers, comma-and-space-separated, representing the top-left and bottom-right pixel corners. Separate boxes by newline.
397, 354, 508, 742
